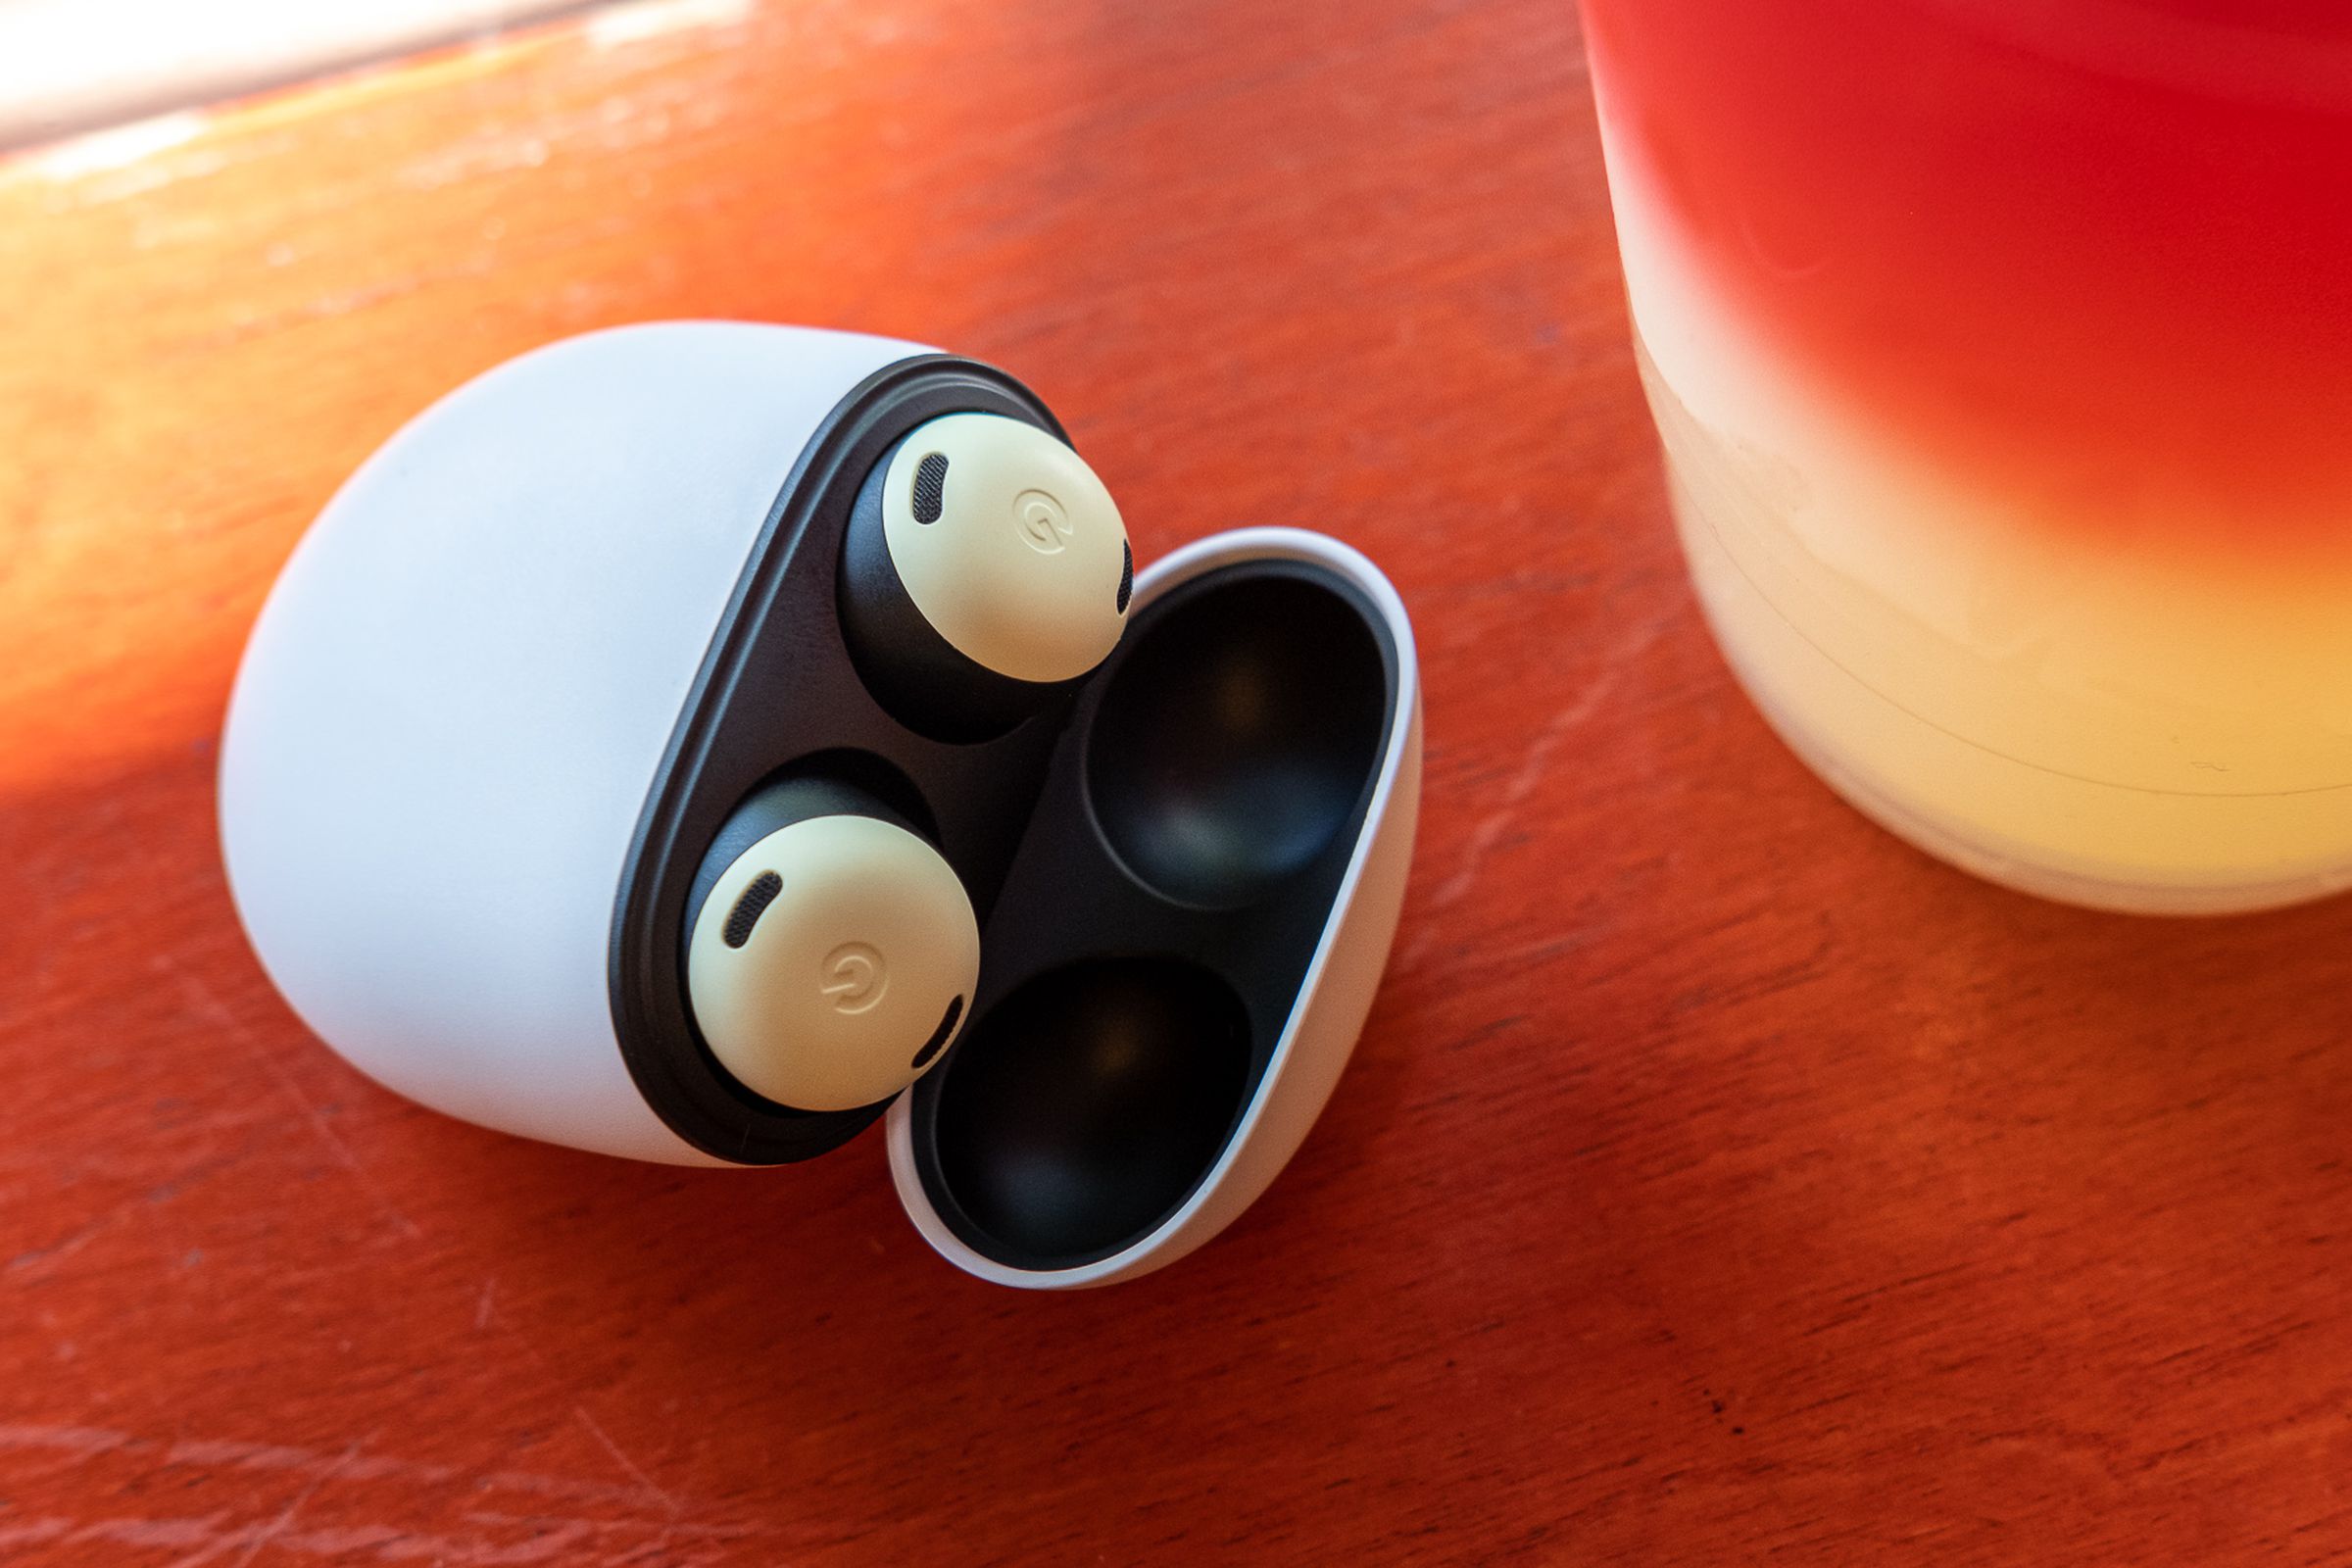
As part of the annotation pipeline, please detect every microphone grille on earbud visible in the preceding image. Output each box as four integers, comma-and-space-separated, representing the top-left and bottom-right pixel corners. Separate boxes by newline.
911, 453, 949, 525
911, 993, 965, 1070
721, 870, 784, 949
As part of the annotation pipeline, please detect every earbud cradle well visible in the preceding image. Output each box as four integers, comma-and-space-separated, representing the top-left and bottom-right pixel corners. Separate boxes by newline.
896, 527, 1421, 1288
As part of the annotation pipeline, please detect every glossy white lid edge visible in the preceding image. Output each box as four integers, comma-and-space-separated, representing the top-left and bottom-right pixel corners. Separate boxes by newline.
220, 321, 929, 1164
886, 525, 1424, 1288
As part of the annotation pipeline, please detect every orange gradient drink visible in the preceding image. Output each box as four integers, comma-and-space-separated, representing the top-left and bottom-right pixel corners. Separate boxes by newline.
1583, 2, 2352, 911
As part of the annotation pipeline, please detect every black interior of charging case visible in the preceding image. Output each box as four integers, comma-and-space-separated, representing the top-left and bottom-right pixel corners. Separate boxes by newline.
609, 354, 1398, 1270
907, 563, 1397, 1272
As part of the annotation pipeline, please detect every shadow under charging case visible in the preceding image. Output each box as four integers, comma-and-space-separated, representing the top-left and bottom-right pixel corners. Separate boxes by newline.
220, 321, 1421, 1288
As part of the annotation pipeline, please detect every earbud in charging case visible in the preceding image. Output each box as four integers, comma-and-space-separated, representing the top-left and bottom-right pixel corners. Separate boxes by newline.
219, 322, 1421, 1288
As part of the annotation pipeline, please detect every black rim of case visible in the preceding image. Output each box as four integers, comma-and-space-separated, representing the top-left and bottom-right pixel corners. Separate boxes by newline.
608, 354, 1072, 1163
607, 354, 1402, 1278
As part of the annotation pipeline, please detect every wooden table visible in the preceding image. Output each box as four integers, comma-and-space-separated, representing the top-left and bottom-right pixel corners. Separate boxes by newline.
6, 1, 2351, 1561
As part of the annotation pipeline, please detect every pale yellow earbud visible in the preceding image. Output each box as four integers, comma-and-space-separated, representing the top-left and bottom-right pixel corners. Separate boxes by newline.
686, 813, 980, 1112
880, 414, 1130, 685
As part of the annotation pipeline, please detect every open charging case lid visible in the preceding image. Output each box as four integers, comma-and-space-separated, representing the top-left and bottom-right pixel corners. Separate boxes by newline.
891, 526, 1422, 1287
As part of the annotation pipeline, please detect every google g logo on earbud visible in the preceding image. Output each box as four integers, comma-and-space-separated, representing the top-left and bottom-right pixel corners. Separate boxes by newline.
1013, 489, 1074, 556
819, 941, 887, 1014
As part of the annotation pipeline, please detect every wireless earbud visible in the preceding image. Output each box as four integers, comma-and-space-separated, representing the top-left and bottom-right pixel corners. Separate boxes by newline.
839, 413, 1133, 740
683, 776, 979, 1113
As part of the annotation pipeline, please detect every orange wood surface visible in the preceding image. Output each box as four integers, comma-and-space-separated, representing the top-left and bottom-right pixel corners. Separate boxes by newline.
6, 1, 2352, 1562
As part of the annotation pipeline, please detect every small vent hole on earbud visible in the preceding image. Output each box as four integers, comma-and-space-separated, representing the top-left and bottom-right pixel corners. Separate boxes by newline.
911, 994, 965, 1070
911, 453, 949, 524
721, 871, 784, 949
1116, 541, 1134, 613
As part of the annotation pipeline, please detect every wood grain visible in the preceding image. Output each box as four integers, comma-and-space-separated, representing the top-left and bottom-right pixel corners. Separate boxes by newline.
5, 0, 2352, 1562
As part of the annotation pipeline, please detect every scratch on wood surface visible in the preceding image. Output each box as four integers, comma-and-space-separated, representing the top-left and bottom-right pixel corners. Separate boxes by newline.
447, 1273, 690, 1517
0, 1509, 621, 1565
0, 1423, 126, 1460
7, 1143, 252, 1280
392, 70, 722, 192
214, 1437, 369, 1568
0, 1421, 696, 1515
156, 955, 425, 1241
571, 1404, 681, 1519
475, 1467, 680, 1510
0, 1517, 72, 1549
459, 1509, 764, 1543
1400, 618, 1666, 969
7, 1212, 115, 1276
169, 1434, 452, 1488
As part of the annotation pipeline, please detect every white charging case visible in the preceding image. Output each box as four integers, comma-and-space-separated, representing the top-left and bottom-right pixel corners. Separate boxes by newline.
220, 322, 1421, 1288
